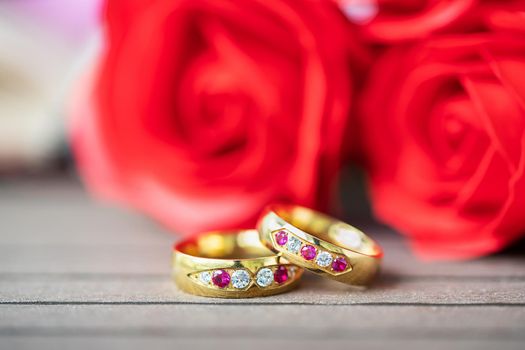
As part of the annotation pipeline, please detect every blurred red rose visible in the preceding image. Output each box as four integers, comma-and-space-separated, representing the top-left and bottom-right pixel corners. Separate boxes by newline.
482, 1, 525, 34
360, 33, 525, 259
337, 0, 477, 42
72, 0, 365, 234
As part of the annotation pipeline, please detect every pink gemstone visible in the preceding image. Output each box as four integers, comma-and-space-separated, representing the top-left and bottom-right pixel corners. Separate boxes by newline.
273, 266, 288, 284
275, 230, 288, 246
212, 269, 231, 288
300, 245, 317, 260
332, 257, 348, 272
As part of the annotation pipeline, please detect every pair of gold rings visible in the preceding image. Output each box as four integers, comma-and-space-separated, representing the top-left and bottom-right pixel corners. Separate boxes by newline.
173, 204, 383, 298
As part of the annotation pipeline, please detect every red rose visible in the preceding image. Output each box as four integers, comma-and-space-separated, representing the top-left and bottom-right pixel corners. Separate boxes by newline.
72, 0, 364, 234
360, 33, 525, 259
337, 0, 477, 42
482, 2, 525, 34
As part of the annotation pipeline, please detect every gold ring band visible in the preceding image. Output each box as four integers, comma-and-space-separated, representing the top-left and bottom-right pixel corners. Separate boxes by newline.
257, 204, 382, 286
172, 229, 303, 298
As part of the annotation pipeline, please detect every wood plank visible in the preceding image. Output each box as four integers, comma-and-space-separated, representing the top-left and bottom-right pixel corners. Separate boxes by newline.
1, 179, 524, 279
1, 178, 525, 348
0, 305, 524, 337
2, 337, 524, 350
1, 242, 524, 277
0, 245, 171, 274
1, 273, 524, 305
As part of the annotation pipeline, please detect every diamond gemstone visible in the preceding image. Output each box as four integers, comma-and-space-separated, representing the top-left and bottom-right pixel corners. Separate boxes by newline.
256, 268, 273, 287
231, 270, 251, 289
286, 236, 301, 253
199, 271, 212, 284
315, 251, 333, 267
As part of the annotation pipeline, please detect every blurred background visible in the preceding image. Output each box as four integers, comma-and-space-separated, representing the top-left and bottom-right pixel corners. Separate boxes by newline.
3, 0, 525, 256
0, 0, 100, 173
0, 0, 375, 222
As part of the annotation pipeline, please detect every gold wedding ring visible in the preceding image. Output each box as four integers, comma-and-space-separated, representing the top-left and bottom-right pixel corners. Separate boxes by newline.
173, 229, 303, 298
257, 204, 382, 286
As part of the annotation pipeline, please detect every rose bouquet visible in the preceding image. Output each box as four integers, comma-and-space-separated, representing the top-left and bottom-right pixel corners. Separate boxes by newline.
71, 0, 525, 260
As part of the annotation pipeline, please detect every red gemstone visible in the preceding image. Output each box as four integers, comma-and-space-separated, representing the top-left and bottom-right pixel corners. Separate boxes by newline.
300, 245, 317, 260
275, 230, 288, 246
212, 269, 231, 288
332, 257, 348, 272
273, 266, 288, 284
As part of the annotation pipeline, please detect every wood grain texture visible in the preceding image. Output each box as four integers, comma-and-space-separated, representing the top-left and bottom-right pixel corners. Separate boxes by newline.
0, 178, 524, 349
1, 274, 525, 305
3, 337, 524, 350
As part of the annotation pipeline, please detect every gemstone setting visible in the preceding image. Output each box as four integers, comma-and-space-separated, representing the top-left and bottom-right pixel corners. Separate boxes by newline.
256, 268, 274, 287
211, 269, 231, 288
273, 266, 288, 284
315, 251, 333, 267
199, 271, 212, 284
275, 230, 288, 246
332, 257, 348, 272
231, 270, 251, 289
286, 236, 301, 253
300, 245, 317, 260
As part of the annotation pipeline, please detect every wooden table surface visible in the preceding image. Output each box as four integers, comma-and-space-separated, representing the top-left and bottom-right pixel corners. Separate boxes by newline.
1, 178, 524, 349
